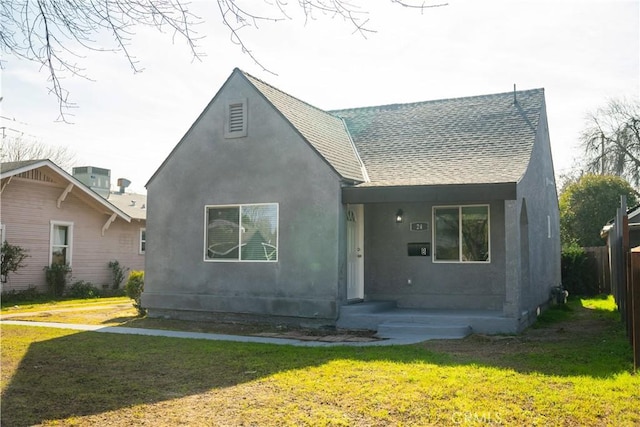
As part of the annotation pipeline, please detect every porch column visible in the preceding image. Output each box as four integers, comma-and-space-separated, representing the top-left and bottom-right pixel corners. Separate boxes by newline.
503, 200, 521, 318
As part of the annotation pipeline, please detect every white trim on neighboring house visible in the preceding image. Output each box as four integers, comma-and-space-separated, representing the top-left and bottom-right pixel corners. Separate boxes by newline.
1, 159, 132, 224
49, 220, 74, 266
139, 228, 146, 254
0, 223, 5, 244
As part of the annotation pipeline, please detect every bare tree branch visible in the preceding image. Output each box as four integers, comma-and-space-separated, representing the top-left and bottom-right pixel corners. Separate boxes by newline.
0, 132, 77, 171
2, 0, 204, 122
1, 0, 447, 122
581, 98, 640, 187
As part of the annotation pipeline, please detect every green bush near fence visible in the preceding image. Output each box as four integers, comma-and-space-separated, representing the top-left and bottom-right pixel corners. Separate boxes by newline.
561, 244, 599, 296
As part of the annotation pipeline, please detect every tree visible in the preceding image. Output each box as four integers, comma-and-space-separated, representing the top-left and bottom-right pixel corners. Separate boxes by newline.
1, 1, 446, 122
559, 174, 637, 247
0, 135, 76, 171
581, 98, 640, 186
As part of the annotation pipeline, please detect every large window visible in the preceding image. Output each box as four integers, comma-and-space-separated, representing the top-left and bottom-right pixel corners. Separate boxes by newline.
205, 203, 278, 262
50, 221, 73, 265
433, 205, 489, 262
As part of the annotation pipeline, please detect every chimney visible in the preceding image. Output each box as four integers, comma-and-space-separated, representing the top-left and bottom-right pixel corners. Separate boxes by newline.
117, 178, 131, 194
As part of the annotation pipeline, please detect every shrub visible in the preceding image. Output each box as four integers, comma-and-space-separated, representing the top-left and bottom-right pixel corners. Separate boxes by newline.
107, 260, 129, 290
66, 281, 100, 299
125, 270, 145, 316
98, 288, 127, 298
1, 286, 43, 304
561, 244, 599, 296
1, 241, 29, 283
44, 263, 72, 297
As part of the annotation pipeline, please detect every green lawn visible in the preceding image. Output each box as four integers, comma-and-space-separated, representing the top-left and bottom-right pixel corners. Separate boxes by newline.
1, 296, 638, 426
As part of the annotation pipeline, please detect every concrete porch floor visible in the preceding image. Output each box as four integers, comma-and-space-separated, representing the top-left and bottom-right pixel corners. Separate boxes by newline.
336, 301, 517, 339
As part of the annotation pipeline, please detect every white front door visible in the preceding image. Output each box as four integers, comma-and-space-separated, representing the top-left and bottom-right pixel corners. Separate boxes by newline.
346, 204, 364, 301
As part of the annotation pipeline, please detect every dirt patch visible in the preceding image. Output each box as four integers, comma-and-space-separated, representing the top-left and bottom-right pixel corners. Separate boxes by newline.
417, 304, 616, 360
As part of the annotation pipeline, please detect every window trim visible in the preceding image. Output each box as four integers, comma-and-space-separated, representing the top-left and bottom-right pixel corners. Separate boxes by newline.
49, 220, 74, 266
203, 203, 279, 263
0, 223, 5, 244
139, 228, 146, 255
432, 205, 490, 263
224, 98, 248, 138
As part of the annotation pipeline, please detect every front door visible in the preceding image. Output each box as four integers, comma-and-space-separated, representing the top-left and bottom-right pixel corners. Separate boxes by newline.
346, 204, 364, 301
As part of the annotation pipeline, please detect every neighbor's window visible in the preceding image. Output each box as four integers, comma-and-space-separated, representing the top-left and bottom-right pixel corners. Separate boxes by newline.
139, 228, 146, 254
50, 221, 73, 265
433, 205, 489, 262
205, 203, 278, 262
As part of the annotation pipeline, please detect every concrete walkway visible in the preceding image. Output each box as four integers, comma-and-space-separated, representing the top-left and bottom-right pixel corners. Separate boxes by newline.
0, 320, 431, 347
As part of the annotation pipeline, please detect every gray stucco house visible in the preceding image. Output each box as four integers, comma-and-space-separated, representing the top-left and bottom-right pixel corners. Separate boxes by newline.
143, 68, 561, 334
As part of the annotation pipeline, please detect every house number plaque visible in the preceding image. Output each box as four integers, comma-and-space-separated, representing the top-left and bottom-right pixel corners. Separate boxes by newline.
410, 222, 429, 232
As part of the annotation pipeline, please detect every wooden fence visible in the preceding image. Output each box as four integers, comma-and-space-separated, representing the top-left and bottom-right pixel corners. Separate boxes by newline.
583, 246, 611, 294
607, 197, 640, 372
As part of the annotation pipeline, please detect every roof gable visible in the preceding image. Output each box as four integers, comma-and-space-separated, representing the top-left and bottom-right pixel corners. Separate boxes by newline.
1, 159, 131, 222
332, 89, 545, 187
239, 70, 367, 183
148, 68, 547, 190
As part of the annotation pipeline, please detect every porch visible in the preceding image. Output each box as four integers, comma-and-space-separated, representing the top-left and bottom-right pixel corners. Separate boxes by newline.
337, 301, 517, 340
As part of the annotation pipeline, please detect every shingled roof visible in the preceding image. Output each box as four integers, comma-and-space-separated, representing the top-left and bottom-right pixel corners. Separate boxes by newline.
240, 70, 367, 183
332, 89, 545, 187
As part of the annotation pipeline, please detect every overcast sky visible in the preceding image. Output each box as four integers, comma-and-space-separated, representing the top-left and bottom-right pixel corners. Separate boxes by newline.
2, 0, 639, 194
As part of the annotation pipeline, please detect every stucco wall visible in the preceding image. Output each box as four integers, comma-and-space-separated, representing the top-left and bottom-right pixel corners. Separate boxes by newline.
513, 101, 562, 323
143, 73, 344, 322
0, 178, 145, 291
362, 200, 506, 310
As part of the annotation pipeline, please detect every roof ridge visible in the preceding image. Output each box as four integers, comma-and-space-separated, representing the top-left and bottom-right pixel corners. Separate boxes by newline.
238, 69, 337, 119
330, 87, 544, 114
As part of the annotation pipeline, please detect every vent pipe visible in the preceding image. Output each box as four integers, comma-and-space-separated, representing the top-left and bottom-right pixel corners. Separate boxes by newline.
117, 178, 131, 194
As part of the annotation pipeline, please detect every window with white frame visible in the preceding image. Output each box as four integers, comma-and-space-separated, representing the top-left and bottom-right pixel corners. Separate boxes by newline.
50, 221, 73, 265
139, 228, 146, 254
205, 203, 278, 262
433, 205, 490, 262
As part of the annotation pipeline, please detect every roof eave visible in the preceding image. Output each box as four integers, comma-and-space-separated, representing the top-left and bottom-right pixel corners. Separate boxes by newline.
342, 182, 518, 204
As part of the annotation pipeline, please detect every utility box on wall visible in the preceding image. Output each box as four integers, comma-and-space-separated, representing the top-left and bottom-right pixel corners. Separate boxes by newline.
408, 242, 430, 256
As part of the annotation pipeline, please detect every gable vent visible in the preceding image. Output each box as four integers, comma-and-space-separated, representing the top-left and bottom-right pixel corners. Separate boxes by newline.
225, 99, 248, 138
229, 104, 244, 132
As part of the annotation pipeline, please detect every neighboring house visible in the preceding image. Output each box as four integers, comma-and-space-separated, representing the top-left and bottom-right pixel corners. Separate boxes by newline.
601, 202, 640, 295
143, 68, 561, 333
0, 159, 145, 291
602, 204, 640, 249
